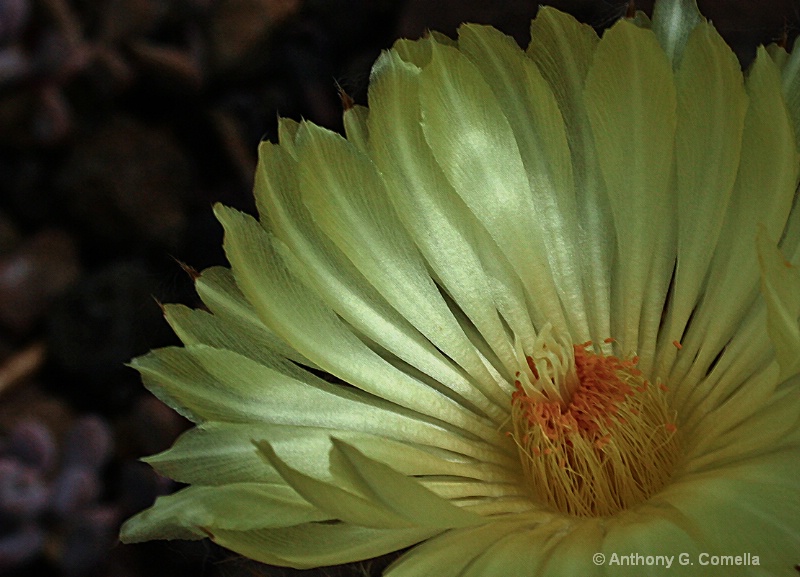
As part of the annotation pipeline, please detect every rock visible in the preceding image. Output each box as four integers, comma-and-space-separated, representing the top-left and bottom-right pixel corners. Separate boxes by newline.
0, 230, 80, 335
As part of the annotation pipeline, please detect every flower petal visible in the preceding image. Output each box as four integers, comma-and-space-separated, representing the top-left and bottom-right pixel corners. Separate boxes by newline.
418, 39, 570, 335
536, 518, 605, 577
215, 204, 507, 443
367, 47, 531, 377
162, 303, 314, 377
292, 122, 508, 415
192, 266, 316, 368
343, 103, 369, 151
256, 142, 511, 419
758, 229, 800, 380
330, 439, 488, 527
458, 519, 573, 577
600, 503, 705, 577
664, 447, 800, 575
656, 21, 747, 388
146, 421, 520, 488
137, 345, 517, 469
458, 23, 589, 341
528, 7, 613, 348
682, 362, 781, 461
651, 0, 702, 66
119, 483, 327, 542
670, 47, 798, 390
584, 19, 677, 367
385, 517, 552, 577
210, 523, 436, 570
257, 440, 485, 530
780, 37, 800, 146
683, 379, 800, 472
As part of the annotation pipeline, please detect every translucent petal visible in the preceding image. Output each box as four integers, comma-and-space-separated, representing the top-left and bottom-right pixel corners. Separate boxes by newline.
385, 518, 537, 577
163, 304, 313, 377
385, 513, 564, 577
537, 518, 605, 577
255, 143, 509, 419
652, 0, 703, 66
146, 421, 520, 487
277, 116, 300, 151
215, 204, 507, 443
258, 440, 485, 529
210, 523, 436, 570
459, 519, 573, 577
457, 23, 589, 341
781, 36, 800, 146
144, 422, 277, 485
758, 229, 800, 380
600, 503, 705, 577
343, 103, 369, 151
682, 362, 781, 460
663, 448, 800, 576
584, 20, 677, 367
136, 346, 516, 469
328, 439, 487, 528
367, 48, 527, 378
193, 266, 315, 367
119, 483, 327, 542
656, 21, 747, 386
418, 40, 569, 334
528, 7, 613, 348
683, 381, 800, 472
669, 48, 798, 391
292, 123, 509, 414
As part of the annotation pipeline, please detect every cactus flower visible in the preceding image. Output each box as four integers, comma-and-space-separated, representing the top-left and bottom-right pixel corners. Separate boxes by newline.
121, 1, 800, 575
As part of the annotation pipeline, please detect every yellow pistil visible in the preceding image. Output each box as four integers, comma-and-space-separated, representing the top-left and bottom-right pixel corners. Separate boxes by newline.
511, 340, 679, 517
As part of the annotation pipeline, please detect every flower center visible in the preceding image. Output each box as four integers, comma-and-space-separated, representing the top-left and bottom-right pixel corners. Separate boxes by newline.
509, 329, 679, 517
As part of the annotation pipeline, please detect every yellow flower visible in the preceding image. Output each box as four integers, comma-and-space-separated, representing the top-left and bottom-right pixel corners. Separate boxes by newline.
121, 1, 800, 575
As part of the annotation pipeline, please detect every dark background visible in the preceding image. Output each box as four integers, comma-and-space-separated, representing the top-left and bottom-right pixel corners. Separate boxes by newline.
0, 1, 797, 576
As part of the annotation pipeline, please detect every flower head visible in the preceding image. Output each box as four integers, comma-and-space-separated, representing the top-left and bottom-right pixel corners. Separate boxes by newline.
121, 1, 800, 575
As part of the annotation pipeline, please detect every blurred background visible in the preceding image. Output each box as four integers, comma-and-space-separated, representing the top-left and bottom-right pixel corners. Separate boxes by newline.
0, 0, 797, 576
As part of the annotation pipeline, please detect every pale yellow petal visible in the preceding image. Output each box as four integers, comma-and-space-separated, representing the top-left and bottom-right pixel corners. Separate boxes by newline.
584, 20, 677, 368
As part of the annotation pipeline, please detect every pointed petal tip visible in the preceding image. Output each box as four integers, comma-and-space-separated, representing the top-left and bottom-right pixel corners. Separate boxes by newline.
652, 0, 704, 65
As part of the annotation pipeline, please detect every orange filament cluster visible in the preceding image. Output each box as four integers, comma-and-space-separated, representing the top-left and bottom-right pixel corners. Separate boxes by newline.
510, 341, 679, 517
